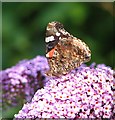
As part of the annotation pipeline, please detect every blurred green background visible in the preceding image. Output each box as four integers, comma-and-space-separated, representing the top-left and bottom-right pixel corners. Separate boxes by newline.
2, 2, 114, 118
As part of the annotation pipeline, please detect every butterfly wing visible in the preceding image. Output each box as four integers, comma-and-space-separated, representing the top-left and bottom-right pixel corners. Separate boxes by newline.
45, 21, 91, 76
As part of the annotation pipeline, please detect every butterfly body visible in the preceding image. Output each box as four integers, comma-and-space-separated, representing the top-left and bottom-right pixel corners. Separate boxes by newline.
45, 21, 91, 76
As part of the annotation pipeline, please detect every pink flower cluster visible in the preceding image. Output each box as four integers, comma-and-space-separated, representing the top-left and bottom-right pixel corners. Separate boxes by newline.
14, 63, 114, 119
1, 56, 49, 107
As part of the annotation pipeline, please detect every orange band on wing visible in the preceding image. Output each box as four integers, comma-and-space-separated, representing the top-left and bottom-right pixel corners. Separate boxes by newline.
46, 48, 55, 58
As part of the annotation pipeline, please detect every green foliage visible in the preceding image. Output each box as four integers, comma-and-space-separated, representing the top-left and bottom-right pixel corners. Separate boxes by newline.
2, 105, 22, 119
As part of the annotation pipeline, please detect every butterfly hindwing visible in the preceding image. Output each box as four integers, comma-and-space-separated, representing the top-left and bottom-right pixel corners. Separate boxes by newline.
45, 21, 91, 76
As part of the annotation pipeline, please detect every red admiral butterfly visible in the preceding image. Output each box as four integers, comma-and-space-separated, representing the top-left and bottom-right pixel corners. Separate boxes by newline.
45, 21, 91, 76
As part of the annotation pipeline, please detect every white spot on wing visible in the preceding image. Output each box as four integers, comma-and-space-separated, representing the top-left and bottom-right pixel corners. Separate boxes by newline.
45, 36, 55, 43
59, 37, 61, 40
56, 32, 60, 36
46, 52, 49, 57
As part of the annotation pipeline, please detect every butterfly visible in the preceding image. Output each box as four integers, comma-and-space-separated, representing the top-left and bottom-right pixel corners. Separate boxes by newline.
45, 21, 91, 76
